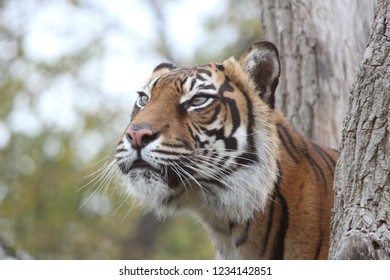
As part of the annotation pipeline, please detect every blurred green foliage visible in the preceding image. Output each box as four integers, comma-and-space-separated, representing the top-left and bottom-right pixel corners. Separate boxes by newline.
0, 0, 260, 259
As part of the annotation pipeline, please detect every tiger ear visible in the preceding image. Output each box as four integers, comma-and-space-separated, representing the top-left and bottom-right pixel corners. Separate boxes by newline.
239, 41, 280, 109
152, 62, 177, 74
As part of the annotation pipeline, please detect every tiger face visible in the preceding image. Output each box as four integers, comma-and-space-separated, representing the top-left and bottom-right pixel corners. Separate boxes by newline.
116, 42, 280, 224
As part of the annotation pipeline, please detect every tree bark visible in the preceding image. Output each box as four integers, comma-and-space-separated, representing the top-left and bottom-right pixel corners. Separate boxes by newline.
258, 0, 375, 148
328, 0, 390, 260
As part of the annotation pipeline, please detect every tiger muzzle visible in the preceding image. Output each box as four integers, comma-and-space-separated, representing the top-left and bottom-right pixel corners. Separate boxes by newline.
125, 123, 160, 149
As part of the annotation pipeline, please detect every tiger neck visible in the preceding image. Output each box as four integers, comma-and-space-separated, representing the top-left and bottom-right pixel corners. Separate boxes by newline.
198, 168, 287, 259
195, 165, 284, 259
198, 206, 275, 259
199, 214, 249, 259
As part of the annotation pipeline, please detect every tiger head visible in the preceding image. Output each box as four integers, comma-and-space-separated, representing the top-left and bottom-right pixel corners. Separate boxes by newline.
116, 42, 281, 223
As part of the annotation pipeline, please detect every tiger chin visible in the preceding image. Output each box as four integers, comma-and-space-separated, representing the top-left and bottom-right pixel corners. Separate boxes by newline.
115, 41, 338, 260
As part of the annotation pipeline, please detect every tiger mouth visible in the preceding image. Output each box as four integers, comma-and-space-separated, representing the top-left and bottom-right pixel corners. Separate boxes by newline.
118, 159, 157, 174
131, 159, 152, 169
118, 159, 183, 189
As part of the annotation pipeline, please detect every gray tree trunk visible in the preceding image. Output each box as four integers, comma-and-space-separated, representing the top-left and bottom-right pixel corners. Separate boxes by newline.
328, 0, 390, 260
258, 0, 375, 148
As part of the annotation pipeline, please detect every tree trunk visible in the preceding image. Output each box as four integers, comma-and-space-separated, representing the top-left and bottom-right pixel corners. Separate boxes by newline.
328, 0, 390, 260
258, 0, 375, 148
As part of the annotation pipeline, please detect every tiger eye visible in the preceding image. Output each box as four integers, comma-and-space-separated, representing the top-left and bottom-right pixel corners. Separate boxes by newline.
138, 94, 149, 107
190, 96, 209, 107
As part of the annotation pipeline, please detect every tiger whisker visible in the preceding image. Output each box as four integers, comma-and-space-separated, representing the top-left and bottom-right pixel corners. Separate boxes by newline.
179, 156, 252, 200
181, 155, 270, 206
167, 162, 191, 192
171, 161, 211, 196
77, 158, 119, 212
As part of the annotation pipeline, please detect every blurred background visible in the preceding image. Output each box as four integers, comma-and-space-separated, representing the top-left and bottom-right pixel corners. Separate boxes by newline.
0, 0, 260, 259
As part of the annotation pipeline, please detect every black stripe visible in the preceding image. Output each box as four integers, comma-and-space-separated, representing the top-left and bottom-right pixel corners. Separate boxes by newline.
298, 136, 328, 189
224, 137, 238, 151
312, 141, 337, 168
260, 190, 276, 257
218, 77, 234, 95
310, 143, 334, 190
229, 221, 237, 233
195, 74, 207, 81
235, 151, 258, 167
153, 62, 176, 73
231, 81, 260, 165
197, 69, 212, 77
151, 149, 189, 157
276, 125, 300, 164
180, 77, 188, 89
215, 64, 225, 71
244, 103, 258, 163
198, 83, 216, 91
175, 138, 193, 151
198, 104, 221, 125
272, 171, 289, 260
188, 124, 208, 149
189, 122, 201, 135
236, 219, 252, 247
161, 143, 192, 151
225, 99, 240, 136
277, 124, 301, 158
189, 78, 197, 91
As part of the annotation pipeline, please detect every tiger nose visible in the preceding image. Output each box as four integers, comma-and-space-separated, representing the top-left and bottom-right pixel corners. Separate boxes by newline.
125, 124, 159, 149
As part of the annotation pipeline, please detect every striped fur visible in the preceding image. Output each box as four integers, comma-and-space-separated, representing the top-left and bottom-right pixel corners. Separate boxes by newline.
115, 41, 338, 259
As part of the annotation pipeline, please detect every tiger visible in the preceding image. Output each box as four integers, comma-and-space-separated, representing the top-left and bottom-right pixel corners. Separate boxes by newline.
115, 41, 338, 259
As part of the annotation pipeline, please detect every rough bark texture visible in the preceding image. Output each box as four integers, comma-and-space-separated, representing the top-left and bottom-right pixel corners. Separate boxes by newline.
258, 0, 375, 148
328, 0, 390, 260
